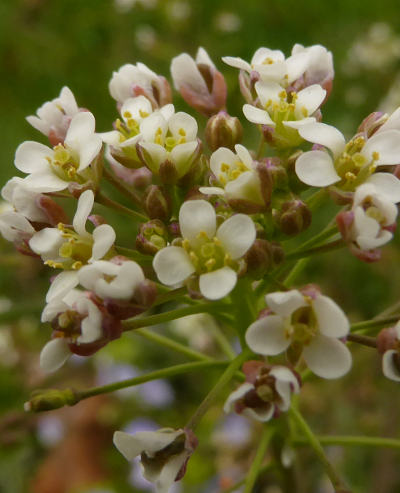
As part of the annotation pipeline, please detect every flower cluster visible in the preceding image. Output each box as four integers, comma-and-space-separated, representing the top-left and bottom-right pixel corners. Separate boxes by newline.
4, 41, 400, 492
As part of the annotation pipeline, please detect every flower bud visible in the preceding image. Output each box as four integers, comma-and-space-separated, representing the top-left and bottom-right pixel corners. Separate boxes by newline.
143, 185, 171, 221
171, 48, 227, 117
357, 111, 387, 138
24, 388, 78, 413
136, 219, 168, 255
244, 239, 284, 278
277, 199, 312, 236
36, 195, 69, 226
377, 326, 399, 354
205, 111, 243, 152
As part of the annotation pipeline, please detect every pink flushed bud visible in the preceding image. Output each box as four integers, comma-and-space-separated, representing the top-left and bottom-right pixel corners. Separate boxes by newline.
143, 185, 171, 221
171, 48, 227, 117
276, 199, 312, 236
131, 75, 172, 110
357, 112, 388, 138
244, 239, 284, 279
205, 111, 243, 152
136, 219, 168, 255
36, 195, 69, 226
377, 326, 399, 354
111, 162, 152, 189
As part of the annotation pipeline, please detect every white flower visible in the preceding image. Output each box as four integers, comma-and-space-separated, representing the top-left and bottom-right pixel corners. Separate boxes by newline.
15, 112, 102, 193
40, 288, 103, 372
243, 81, 325, 133
101, 97, 174, 166
137, 110, 200, 179
109, 62, 171, 107
2, 177, 48, 223
224, 365, 300, 422
0, 210, 35, 242
113, 428, 195, 493
245, 289, 352, 379
295, 117, 400, 195
29, 190, 116, 270
382, 322, 400, 382
26, 87, 79, 144
171, 47, 227, 116
223, 47, 311, 87
153, 200, 256, 300
290, 44, 334, 88
199, 144, 265, 207
350, 183, 398, 250
78, 259, 145, 300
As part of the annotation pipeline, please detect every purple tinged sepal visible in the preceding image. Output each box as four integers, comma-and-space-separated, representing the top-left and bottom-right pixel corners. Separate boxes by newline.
205, 111, 243, 152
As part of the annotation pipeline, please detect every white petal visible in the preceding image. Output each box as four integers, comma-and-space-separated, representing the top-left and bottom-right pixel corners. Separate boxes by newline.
0, 211, 35, 241
29, 228, 64, 259
153, 246, 195, 286
140, 112, 167, 142
15, 141, 51, 173
223, 383, 254, 413
58, 86, 79, 115
154, 452, 187, 493
235, 144, 253, 168
225, 171, 264, 204
179, 200, 216, 242
243, 406, 275, 422
196, 47, 215, 67
210, 147, 237, 176
121, 95, 153, 121
245, 315, 290, 356
216, 214, 256, 259
286, 50, 310, 83
23, 171, 68, 193
295, 84, 326, 117
256, 61, 287, 82
295, 150, 340, 187
357, 229, 392, 250
282, 117, 316, 129
170, 141, 198, 177
64, 112, 96, 151
46, 271, 79, 303
353, 206, 381, 247
366, 173, 400, 203
40, 338, 70, 373
77, 135, 102, 171
254, 81, 283, 107
113, 429, 181, 460
100, 131, 121, 146
90, 224, 116, 261
378, 107, 400, 133
73, 190, 94, 237
251, 48, 285, 66
303, 335, 352, 379
298, 122, 345, 157
222, 56, 251, 72
199, 186, 225, 196
77, 300, 102, 344
382, 350, 400, 382
138, 142, 167, 173
199, 266, 237, 300
265, 290, 306, 318
171, 53, 208, 94
243, 104, 274, 126
169, 112, 198, 142
362, 130, 400, 165
312, 294, 349, 338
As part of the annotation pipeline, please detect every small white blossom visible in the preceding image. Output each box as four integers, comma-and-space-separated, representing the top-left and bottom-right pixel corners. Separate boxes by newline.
295, 113, 400, 196
153, 200, 256, 300
382, 322, 400, 382
29, 189, 115, 270
0, 210, 35, 243
26, 87, 79, 144
245, 289, 352, 379
15, 112, 102, 193
2, 177, 48, 223
78, 259, 145, 301
113, 427, 196, 493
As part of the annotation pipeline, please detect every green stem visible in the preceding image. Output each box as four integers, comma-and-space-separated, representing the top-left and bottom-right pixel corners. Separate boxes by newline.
134, 328, 212, 361
208, 323, 236, 359
347, 333, 377, 348
294, 435, 400, 449
223, 463, 276, 493
102, 166, 142, 206
114, 245, 153, 264
123, 303, 227, 331
305, 188, 327, 211
244, 426, 274, 493
283, 257, 309, 288
286, 239, 345, 262
374, 300, 400, 319
351, 316, 399, 335
152, 287, 189, 307
96, 191, 147, 222
290, 407, 348, 491
186, 349, 251, 430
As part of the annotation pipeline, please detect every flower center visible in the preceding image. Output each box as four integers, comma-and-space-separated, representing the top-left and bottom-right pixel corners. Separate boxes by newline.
218, 160, 250, 186
334, 137, 379, 190
285, 305, 318, 345
265, 91, 306, 125
182, 231, 235, 274
49, 144, 80, 181
154, 126, 187, 152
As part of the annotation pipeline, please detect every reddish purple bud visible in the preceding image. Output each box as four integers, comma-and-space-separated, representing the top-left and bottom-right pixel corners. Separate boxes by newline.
136, 219, 168, 255
205, 111, 243, 152
244, 239, 284, 279
144, 185, 171, 221
357, 112, 387, 138
277, 199, 312, 236
377, 327, 399, 354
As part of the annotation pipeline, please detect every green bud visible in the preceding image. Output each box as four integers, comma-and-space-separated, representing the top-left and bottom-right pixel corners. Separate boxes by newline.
24, 388, 78, 412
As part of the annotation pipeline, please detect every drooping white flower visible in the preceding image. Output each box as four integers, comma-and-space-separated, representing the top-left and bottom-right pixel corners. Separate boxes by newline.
199, 144, 266, 209
350, 183, 398, 250
243, 81, 325, 134
113, 427, 197, 493
101, 96, 174, 168
137, 110, 200, 180
78, 259, 145, 300
223, 47, 311, 87
2, 177, 49, 223
380, 322, 400, 382
153, 200, 256, 300
224, 362, 300, 422
15, 112, 102, 193
245, 289, 352, 379
171, 47, 227, 116
295, 117, 400, 195
109, 62, 171, 108
29, 189, 116, 270
40, 288, 104, 372
0, 210, 35, 243
290, 44, 334, 91
26, 87, 80, 145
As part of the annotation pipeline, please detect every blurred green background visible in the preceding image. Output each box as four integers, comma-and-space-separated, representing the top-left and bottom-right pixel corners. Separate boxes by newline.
2, 0, 400, 492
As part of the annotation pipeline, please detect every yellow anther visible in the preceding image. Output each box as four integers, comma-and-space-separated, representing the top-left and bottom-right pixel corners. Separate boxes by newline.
345, 172, 356, 181
197, 231, 209, 240
219, 175, 227, 186
279, 90, 287, 100
220, 163, 230, 172
205, 258, 216, 271
304, 295, 313, 304
45, 260, 64, 269
182, 239, 191, 251
72, 261, 83, 270
369, 164, 377, 173
178, 128, 186, 136
58, 312, 72, 329
189, 251, 198, 264
372, 151, 380, 161
123, 111, 132, 119
263, 57, 274, 65
139, 109, 149, 118
224, 253, 232, 265
213, 237, 222, 246
231, 170, 241, 180
301, 106, 308, 117
116, 119, 123, 130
